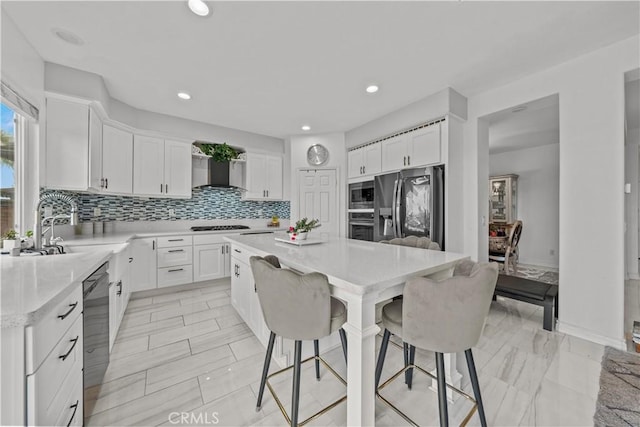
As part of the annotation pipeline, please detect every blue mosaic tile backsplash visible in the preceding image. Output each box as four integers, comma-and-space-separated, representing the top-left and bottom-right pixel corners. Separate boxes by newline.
40, 187, 290, 222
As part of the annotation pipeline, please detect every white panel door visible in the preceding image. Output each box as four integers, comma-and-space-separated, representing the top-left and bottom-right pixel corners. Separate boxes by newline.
245, 153, 267, 199
362, 143, 382, 176
102, 125, 133, 194
407, 123, 441, 167
265, 155, 283, 199
133, 135, 164, 196
164, 140, 192, 197
130, 238, 157, 292
297, 169, 338, 236
193, 243, 226, 282
348, 148, 364, 178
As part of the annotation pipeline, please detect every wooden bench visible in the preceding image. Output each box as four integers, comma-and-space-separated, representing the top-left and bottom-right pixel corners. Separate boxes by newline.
494, 275, 559, 331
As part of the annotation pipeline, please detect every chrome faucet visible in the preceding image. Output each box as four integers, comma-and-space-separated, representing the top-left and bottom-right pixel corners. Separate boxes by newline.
34, 192, 79, 250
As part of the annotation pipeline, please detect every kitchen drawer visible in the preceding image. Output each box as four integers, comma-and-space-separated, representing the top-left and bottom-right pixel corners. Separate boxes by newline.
157, 235, 193, 248
230, 245, 253, 266
53, 375, 83, 427
25, 285, 83, 374
157, 265, 193, 288
157, 246, 193, 268
193, 233, 238, 245
26, 315, 82, 425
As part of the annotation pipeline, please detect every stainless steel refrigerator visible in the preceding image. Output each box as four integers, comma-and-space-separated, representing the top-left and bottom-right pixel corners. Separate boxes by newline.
373, 165, 444, 249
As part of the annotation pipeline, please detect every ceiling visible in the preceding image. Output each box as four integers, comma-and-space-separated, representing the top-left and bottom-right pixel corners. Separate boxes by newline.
3, 1, 639, 139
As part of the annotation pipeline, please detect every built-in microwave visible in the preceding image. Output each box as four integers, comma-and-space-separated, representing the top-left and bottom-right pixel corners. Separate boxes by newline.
349, 181, 374, 210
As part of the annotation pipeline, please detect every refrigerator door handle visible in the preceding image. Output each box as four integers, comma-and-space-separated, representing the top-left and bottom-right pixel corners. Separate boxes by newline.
393, 178, 402, 238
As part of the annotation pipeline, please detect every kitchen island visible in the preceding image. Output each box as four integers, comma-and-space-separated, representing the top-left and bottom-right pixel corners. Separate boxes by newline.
225, 232, 468, 426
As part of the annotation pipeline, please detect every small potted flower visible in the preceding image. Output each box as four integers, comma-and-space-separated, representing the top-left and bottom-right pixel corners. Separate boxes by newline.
288, 218, 321, 241
2, 229, 19, 250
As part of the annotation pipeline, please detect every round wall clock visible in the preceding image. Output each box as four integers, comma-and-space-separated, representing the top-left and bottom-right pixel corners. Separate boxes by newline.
307, 144, 329, 166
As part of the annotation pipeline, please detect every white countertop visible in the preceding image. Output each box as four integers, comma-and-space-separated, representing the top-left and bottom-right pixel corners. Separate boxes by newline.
1, 250, 113, 328
225, 233, 469, 295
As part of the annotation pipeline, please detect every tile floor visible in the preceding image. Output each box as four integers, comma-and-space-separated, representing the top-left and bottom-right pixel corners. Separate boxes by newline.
86, 278, 603, 426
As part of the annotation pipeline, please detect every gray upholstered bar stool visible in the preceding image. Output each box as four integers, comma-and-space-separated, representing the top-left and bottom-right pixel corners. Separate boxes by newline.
374, 260, 498, 427
249, 255, 348, 427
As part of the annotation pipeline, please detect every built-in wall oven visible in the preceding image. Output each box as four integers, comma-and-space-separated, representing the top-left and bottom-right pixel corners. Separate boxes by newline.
349, 212, 374, 241
349, 181, 374, 210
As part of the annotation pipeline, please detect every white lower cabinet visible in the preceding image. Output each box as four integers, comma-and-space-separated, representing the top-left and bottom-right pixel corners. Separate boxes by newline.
230, 246, 272, 347
26, 287, 84, 427
157, 235, 193, 288
108, 244, 132, 350
130, 238, 157, 292
193, 234, 233, 282
158, 265, 194, 288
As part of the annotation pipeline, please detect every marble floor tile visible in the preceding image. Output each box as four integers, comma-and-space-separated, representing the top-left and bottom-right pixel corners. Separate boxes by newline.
207, 295, 232, 309
522, 377, 596, 426
152, 287, 208, 305
86, 378, 203, 427
115, 316, 184, 343
86, 371, 147, 417
124, 299, 181, 316
229, 335, 266, 361
480, 343, 552, 395
145, 345, 236, 394
188, 323, 253, 355
119, 311, 151, 329
559, 334, 605, 362
543, 348, 602, 399
109, 335, 149, 360
103, 340, 191, 382
150, 301, 209, 322
179, 291, 227, 307
215, 312, 244, 329
198, 353, 267, 403
182, 304, 238, 326
126, 296, 154, 308
148, 319, 220, 349
506, 327, 564, 359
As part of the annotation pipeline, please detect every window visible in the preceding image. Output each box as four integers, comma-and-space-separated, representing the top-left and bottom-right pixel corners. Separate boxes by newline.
0, 103, 18, 237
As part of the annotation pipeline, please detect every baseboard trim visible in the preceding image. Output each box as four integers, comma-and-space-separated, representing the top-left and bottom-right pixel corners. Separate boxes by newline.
557, 321, 626, 350
627, 273, 640, 280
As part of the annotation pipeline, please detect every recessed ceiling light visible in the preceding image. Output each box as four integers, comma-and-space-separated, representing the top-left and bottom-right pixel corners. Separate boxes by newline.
366, 85, 379, 94
52, 28, 84, 46
188, 0, 210, 16
301, 125, 311, 131
512, 106, 527, 113
177, 92, 191, 100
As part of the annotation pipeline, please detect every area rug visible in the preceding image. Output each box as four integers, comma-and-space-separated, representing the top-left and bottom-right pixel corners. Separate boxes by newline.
593, 346, 640, 426
509, 265, 559, 285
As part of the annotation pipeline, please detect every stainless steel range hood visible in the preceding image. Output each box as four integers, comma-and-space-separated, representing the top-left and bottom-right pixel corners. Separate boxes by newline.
192, 156, 245, 189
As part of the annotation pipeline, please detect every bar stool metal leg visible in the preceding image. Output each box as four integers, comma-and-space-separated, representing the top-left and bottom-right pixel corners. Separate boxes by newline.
435, 352, 449, 427
314, 340, 320, 380
465, 349, 487, 427
375, 329, 391, 389
256, 332, 276, 410
338, 328, 348, 365
291, 341, 303, 427
407, 345, 416, 389
403, 342, 409, 385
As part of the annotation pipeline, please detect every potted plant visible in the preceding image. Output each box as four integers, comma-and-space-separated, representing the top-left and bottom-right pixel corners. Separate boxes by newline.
199, 143, 238, 162
2, 229, 19, 250
288, 218, 321, 240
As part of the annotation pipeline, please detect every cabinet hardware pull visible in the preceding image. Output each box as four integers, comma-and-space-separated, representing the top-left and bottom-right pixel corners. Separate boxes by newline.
168, 239, 184, 242
59, 336, 79, 361
160, 183, 163, 193
117, 280, 122, 296
234, 249, 241, 253
407, 155, 410, 165
105, 178, 109, 189
100, 178, 104, 188
129, 257, 133, 263
166, 184, 168, 193
363, 166, 366, 174
57, 302, 78, 320
168, 249, 184, 253
403, 156, 406, 166
221, 246, 224, 254
67, 400, 79, 427
152, 240, 155, 250
168, 268, 184, 273
266, 190, 269, 197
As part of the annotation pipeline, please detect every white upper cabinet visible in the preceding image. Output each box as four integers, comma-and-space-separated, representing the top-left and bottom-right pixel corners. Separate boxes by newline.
348, 143, 381, 179
381, 123, 441, 172
45, 98, 90, 191
164, 140, 192, 198
133, 137, 191, 198
102, 125, 133, 194
406, 123, 441, 168
133, 135, 164, 196
243, 153, 282, 200
88, 108, 103, 191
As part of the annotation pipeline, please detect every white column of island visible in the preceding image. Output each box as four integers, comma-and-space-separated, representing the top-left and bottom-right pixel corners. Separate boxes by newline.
224, 233, 468, 426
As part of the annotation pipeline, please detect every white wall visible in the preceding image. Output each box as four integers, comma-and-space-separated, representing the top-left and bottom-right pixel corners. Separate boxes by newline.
287, 133, 347, 236
464, 35, 640, 349
490, 144, 559, 268
1, 10, 45, 234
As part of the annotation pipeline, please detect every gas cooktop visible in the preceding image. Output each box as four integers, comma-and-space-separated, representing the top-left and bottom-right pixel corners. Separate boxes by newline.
190, 225, 251, 232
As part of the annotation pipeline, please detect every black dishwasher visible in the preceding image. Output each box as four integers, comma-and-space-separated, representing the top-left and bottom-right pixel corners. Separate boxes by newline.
83, 262, 110, 417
